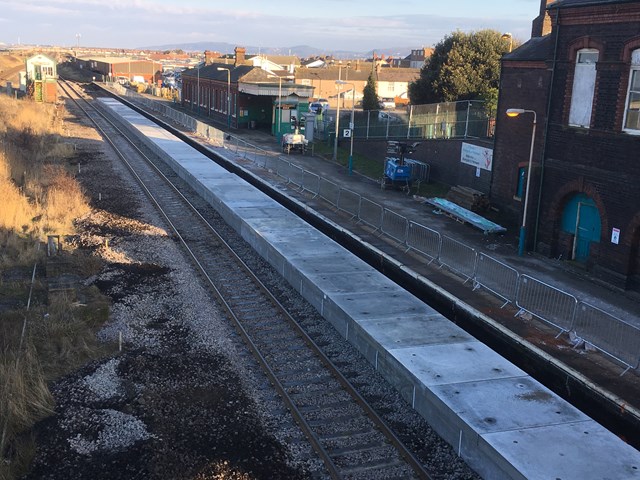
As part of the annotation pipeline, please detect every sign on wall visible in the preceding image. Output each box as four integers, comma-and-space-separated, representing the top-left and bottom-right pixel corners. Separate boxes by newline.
611, 227, 620, 245
461, 143, 493, 171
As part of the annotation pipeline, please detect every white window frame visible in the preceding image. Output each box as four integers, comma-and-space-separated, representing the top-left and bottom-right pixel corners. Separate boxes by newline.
568, 48, 598, 128
623, 49, 640, 135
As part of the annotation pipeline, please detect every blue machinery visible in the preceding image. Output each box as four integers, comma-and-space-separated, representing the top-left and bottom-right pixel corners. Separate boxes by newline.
382, 141, 421, 192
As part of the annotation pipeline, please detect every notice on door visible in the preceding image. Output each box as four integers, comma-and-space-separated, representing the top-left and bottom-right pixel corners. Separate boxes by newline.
611, 227, 620, 244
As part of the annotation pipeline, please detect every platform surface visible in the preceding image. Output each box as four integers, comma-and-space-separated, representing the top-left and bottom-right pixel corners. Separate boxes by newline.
99, 97, 640, 480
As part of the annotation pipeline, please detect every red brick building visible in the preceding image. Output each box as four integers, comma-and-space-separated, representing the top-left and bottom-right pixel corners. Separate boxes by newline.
492, 0, 640, 291
181, 48, 313, 131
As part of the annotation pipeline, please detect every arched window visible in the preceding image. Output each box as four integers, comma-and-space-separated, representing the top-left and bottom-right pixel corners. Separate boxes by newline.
568, 49, 598, 128
623, 49, 640, 133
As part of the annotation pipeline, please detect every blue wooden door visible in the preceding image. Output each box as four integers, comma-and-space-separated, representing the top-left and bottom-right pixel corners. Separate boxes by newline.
561, 194, 601, 262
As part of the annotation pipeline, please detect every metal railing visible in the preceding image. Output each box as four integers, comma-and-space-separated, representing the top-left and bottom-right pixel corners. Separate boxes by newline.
516, 275, 577, 334
248, 150, 640, 374
573, 303, 640, 375
319, 100, 493, 142
474, 253, 519, 308
117, 85, 640, 375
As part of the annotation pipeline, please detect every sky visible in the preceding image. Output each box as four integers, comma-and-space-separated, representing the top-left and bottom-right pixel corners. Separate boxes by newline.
0, 0, 541, 53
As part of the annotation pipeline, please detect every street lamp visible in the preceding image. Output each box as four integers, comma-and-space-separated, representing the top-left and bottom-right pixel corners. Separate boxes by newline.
332, 80, 344, 161
506, 108, 537, 256
277, 76, 283, 138
336, 80, 355, 174
195, 62, 203, 114
217, 67, 231, 128
276, 75, 294, 140
501, 32, 513, 53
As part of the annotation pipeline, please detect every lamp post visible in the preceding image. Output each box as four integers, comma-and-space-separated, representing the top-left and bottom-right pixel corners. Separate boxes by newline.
195, 63, 202, 114
332, 81, 343, 161
506, 108, 537, 256
336, 80, 355, 174
501, 32, 513, 53
276, 75, 294, 140
277, 76, 283, 138
217, 67, 231, 128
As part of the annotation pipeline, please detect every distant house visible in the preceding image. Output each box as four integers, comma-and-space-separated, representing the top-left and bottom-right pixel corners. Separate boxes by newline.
24, 54, 57, 102
246, 54, 300, 74
376, 67, 421, 104
302, 57, 327, 69
296, 63, 420, 107
390, 47, 433, 68
295, 65, 370, 106
408, 47, 433, 69
491, 0, 640, 291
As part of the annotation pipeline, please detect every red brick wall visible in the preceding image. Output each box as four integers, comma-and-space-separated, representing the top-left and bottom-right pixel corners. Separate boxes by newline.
491, 3, 640, 289
492, 62, 550, 229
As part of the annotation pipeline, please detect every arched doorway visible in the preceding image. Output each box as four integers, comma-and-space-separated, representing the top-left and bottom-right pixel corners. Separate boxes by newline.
560, 193, 601, 262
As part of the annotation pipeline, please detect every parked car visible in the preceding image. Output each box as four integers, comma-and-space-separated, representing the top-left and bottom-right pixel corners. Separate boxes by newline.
379, 98, 396, 110
378, 111, 401, 122
316, 98, 330, 110
310, 99, 330, 114
309, 102, 325, 114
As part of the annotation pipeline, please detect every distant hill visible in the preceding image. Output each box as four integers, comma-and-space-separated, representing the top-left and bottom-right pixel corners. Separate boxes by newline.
140, 41, 413, 60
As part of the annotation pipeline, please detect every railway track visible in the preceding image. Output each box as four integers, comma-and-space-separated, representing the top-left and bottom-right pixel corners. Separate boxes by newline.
58, 79, 435, 479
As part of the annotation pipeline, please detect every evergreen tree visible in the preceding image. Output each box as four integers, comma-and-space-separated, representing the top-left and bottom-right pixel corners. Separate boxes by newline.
408, 29, 514, 113
362, 72, 380, 111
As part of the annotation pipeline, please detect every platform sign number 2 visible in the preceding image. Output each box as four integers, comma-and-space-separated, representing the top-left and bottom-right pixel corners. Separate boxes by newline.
611, 227, 620, 245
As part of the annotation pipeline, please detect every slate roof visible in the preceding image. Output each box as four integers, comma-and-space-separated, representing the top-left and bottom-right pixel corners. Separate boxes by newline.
182, 63, 273, 83
503, 35, 554, 62
296, 67, 372, 82
295, 66, 420, 83
377, 68, 421, 82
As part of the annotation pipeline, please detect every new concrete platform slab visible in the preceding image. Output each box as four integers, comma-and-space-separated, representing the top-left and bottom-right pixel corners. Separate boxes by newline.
98, 97, 640, 480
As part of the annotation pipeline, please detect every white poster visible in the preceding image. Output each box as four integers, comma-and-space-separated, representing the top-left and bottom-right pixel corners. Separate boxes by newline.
611, 228, 620, 245
461, 143, 493, 171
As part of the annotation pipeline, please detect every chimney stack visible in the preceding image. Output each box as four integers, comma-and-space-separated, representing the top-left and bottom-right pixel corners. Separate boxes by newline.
234, 46, 246, 67
532, 0, 554, 37
204, 50, 220, 65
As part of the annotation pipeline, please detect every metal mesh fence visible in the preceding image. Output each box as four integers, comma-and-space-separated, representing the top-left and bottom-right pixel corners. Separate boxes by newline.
320, 100, 492, 142
574, 303, 640, 372
381, 209, 409, 244
358, 198, 384, 230
319, 178, 340, 206
474, 253, 519, 306
516, 275, 577, 333
439, 236, 477, 281
407, 222, 441, 262
337, 188, 361, 218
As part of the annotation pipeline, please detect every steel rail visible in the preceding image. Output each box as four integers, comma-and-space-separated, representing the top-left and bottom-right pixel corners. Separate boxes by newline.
58, 79, 433, 479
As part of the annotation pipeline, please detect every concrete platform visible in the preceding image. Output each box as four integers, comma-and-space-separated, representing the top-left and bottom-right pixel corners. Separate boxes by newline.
98, 97, 640, 479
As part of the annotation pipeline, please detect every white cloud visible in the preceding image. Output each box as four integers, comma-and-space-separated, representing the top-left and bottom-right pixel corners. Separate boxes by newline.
0, 1, 536, 51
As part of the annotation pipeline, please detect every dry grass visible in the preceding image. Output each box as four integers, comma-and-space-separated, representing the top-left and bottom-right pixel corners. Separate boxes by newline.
0, 95, 89, 242
0, 94, 111, 479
